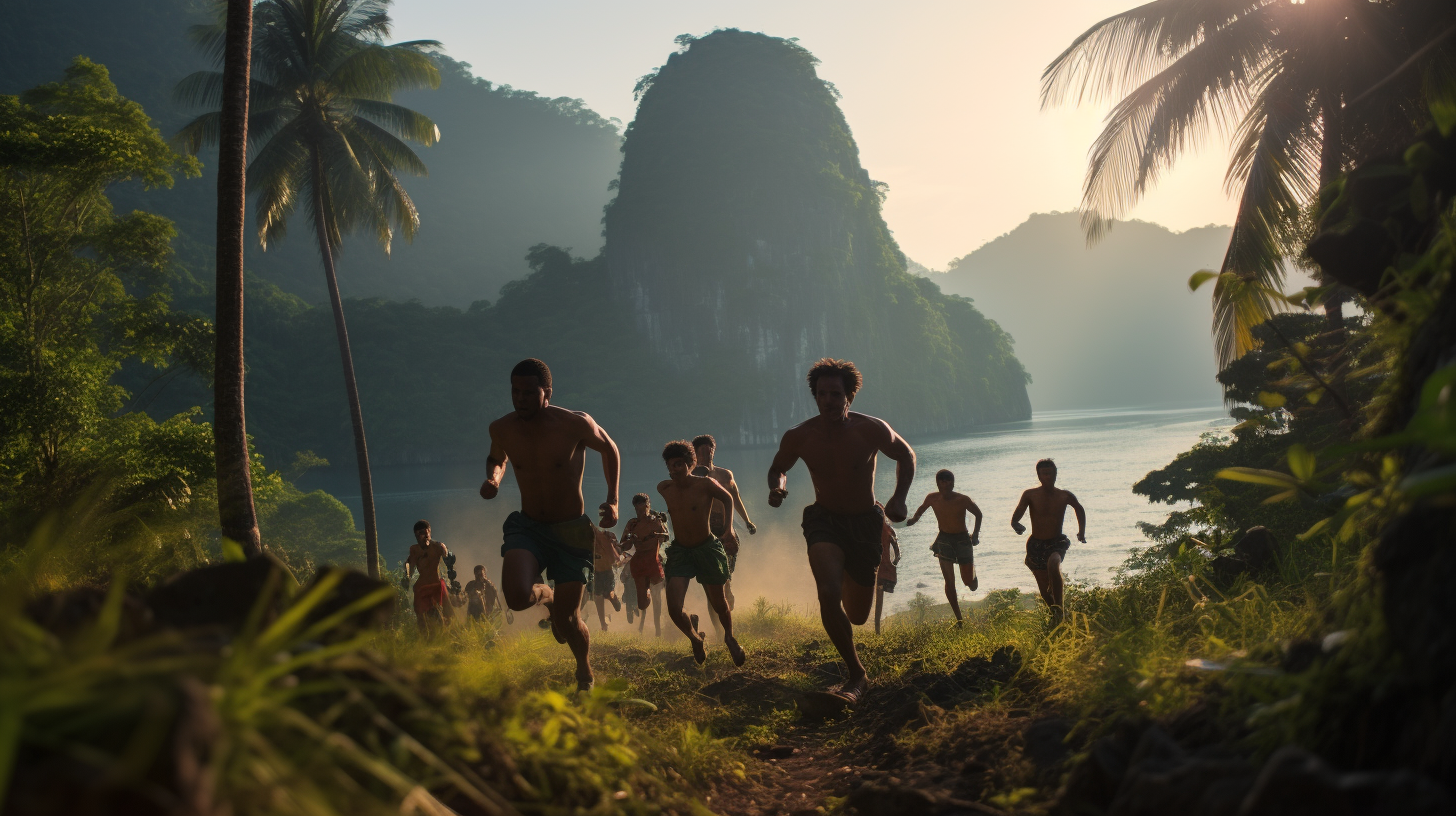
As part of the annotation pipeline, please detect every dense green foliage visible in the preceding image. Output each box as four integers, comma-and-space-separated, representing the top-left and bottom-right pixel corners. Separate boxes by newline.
605, 30, 1029, 441
0, 63, 362, 577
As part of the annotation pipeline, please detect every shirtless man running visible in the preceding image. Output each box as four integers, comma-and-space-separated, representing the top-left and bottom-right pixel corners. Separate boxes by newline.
405, 520, 453, 630
479, 358, 621, 691
691, 434, 756, 637
906, 469, 984, 625
621, 493, 669, 609
767, 358, 916, 703
658, 440, 746, 666
1010, 458, 1087, 624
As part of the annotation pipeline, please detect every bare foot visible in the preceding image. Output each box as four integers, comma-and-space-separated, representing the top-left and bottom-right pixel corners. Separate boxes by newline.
609, 592, 622, 612
690, 634, 707, 665
970, 575, 979, 591
835, 674, 868, 704
689, 613, 701, 638
576, 668, 594, 692
726, 635, 746, 667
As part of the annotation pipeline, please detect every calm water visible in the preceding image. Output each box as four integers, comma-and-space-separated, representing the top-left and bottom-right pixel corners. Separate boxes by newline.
303, 405, 1231, 614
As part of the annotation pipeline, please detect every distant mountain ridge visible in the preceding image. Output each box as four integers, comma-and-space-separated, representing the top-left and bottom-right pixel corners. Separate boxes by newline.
929, 213, 1232, 411
0, 0, 623, 306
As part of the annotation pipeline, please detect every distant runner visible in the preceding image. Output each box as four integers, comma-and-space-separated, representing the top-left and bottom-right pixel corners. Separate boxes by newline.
906, 468, 983, 626
1011, 458, 1086, 624
621, 494, 669, 609
658, 441, 745, 666
767, 358, 916, 704
405, 520, 454, 630
691, 434, 756, 638
463, 564, 500, 621
480, 358, 621, 691
873, 507, 900, 634
588, 525, 624, 631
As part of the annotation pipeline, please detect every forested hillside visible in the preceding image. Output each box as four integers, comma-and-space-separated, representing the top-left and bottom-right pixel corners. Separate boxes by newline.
932, 213, 1232, 410
604, 30, 1030, 441
0, 0, 623, 305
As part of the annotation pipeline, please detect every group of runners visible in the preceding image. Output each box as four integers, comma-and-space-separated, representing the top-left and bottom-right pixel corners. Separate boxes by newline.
403, 356, 1088, 703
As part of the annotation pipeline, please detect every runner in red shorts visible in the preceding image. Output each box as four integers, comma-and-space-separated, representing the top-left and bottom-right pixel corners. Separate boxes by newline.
621, 493, 670, 610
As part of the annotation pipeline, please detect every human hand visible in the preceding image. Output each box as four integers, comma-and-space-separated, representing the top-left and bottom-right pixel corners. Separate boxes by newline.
599, 501, 619, 528
883, 496, 908, 523
747, 522, 757, 535
971, 533, 979, 545
768, 487, 787, 508
1012, 522, 1026, 535
904, 515, 918, 526
479, 479, 499, 500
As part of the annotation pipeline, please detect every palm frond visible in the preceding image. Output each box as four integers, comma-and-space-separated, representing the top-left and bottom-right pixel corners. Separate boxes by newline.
330, 44, 441, 100
173, 111, 223, 155
346, 99, 439, 146
1212, 69, 1320, 366
248, 121, 311, 248
1043, 0, 1269, 107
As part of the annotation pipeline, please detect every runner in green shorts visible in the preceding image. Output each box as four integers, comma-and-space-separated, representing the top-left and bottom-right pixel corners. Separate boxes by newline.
658, 440, 746, 666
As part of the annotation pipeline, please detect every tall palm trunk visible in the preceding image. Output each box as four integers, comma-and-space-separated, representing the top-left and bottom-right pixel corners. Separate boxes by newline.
214, 0, 261, 557
1317, 90, 1348, 331
311, 149, 380, 579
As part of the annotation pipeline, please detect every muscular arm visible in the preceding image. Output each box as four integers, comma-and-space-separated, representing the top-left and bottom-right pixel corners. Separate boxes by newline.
724, 473, 756, 533
905, 495, 933, 526
877, 422, 916, 522
579, 414, 621, 527
766, 432, 801, 507
965, 498, 983, 539
1068, 492, 1087, 542
479, 422, 508, 500
1011, 492, 1030, 535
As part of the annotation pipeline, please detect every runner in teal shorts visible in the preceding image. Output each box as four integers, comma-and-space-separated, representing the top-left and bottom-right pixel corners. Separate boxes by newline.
657, 440, 746, 666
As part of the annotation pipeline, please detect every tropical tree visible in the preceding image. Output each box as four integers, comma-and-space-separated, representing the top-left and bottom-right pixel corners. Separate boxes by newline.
212, 0, 262, 558
177, 0, 441, 578
1041, 0, 1425, 367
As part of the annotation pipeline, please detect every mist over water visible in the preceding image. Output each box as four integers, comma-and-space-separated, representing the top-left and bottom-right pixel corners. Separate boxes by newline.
304, 405, 1231, 624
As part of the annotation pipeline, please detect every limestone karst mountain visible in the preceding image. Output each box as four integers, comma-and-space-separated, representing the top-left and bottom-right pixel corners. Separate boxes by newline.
604, 29, 1030, 442
930, 213, 1234, 411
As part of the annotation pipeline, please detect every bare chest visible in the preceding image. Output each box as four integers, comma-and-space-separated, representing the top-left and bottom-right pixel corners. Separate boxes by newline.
501, 430, 584, 476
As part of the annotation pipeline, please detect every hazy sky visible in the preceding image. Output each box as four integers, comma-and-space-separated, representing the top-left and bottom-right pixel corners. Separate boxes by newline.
390, 0, 1238, 268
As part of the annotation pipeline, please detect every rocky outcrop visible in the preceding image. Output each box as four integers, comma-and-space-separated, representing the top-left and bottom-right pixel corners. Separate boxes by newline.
604, 30, 1029, 442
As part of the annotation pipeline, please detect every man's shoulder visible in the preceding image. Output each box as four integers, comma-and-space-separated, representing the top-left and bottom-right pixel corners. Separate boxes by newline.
847, 411, 894, 435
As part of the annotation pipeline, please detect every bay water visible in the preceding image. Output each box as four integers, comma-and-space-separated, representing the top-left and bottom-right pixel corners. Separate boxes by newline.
304, 405, 1231, 617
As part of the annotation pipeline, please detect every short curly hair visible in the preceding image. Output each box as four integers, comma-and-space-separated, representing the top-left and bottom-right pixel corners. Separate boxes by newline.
510, 358, 552, 389
632, 492, 651, 506
1036, 458, 1057, 471
806, 358, 863, 399
692, 434, 715, 451
661, 440, 696, 464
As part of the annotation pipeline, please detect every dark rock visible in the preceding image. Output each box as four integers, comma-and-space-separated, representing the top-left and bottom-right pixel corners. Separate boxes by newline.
1281, 639, 1323, 674
24, 585, 152, 643
1234, 527, 1277, 572
146, 554, 295, 633
925, 646, 1022, 704
1240, 745, 1455, 816
1023, 718, 1073, 770
699, 672, 788, 706
299, 566, 394, 636
1053, 719, 1146, 815
847, 784, 939, 816
814, 661, 845, 680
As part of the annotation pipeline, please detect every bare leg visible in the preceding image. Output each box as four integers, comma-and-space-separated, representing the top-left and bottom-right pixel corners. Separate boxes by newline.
939, 557, 963, 622
1045, 552, 1066, 622
873, 584, 884, 634
724, 577, 735, 612
961, 561, 978, 593
502, 550, 552, 611
652, 582, 664, 636
594, 597, 608, 632
705, 583, 745, 666
666, 577, 705, 663
548, 580, 593, 690
634, 575, 652, 610
706, 587, 723, 641
808, 542, 868, 693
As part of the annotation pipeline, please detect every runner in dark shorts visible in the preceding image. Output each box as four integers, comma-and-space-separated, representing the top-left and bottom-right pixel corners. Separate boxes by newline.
801, 503, 884, 588
907, 469, 984, 625
1011, 458, 1087, 625
659, 440, 745, 665
500, 511, 595, 585
767, 358, 916, 703
1025, 534, 1071, 571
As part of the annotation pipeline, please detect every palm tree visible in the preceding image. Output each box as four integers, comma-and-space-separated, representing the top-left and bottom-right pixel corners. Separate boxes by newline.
212, 0, 262, 559
178, 0, 441, 578
1042, 0, 1419, 367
